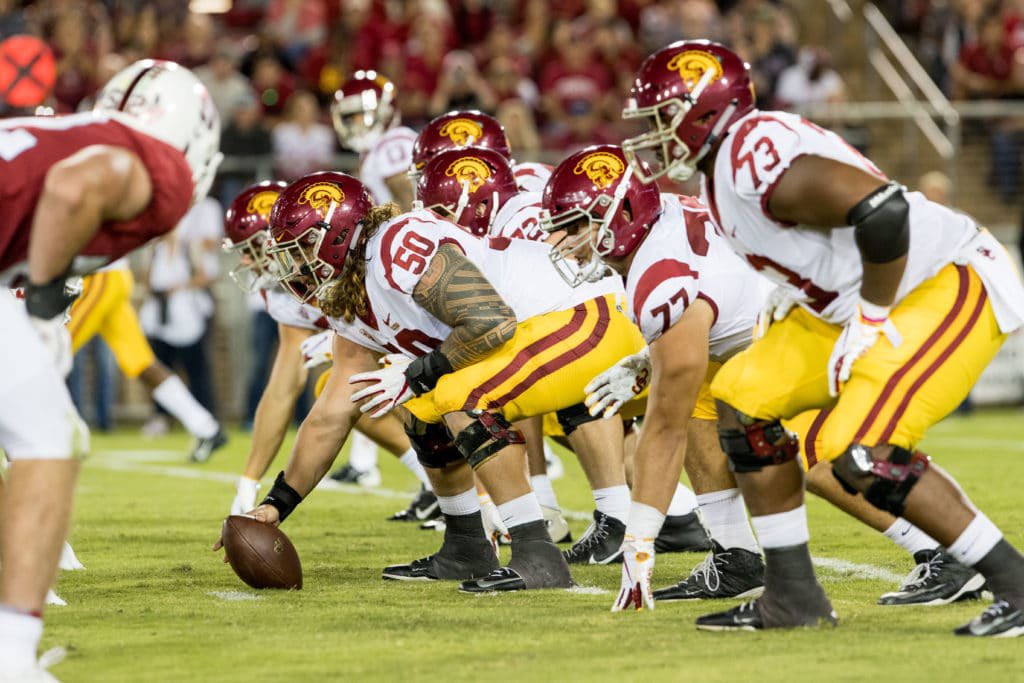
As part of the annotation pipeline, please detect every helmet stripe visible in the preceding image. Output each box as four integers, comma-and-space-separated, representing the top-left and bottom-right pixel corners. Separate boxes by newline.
116, 63, 155, 112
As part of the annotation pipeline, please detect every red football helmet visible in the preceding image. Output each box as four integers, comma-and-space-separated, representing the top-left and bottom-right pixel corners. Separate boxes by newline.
622, 40, 755, 182
266, 171, 373, 304
223, 180, 288, 292
330, 70, 398, 153
410, 110, 512, 184
417, 147, 519, 237
540, 145, 662, 287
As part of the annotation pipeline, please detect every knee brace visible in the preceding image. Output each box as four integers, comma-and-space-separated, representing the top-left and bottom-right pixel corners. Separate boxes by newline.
832, 444, 930, 516
454, 411, 525, 469
404, 416, 461, 469
718, 419, 799, 473
555, 403, 601, 436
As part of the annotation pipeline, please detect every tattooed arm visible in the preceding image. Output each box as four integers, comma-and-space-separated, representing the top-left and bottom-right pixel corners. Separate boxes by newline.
412, 244, 517, 369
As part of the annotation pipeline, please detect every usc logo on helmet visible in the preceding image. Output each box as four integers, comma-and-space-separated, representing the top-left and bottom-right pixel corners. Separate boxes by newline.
445, 157, 491, 193
666, 50, 723, 89
246, 191, 280, 218
298, 182, 345, 219
573, 151, 625, 189
439, 118, 484, 145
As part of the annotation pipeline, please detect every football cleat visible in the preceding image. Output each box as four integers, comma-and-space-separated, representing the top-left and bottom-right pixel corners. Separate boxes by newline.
383, 512, 497, 581
189, 427, 228, 464
542, 505, 572, 544
654, 511, 712, 553
328, 462, 382, 488
696, 598, 838, 632
382, 555, 444, 582
878, 549, 985, 606
459, 566, 528, 593
461, 520, 574, 592
653, 541, 765, 601
388, 486, 441, 522
954, 600, 1024, 637
563, 510, 625, 565
420, 518, 445, 532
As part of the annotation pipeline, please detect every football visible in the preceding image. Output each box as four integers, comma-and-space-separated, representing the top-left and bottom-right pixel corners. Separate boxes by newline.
221, 515, 302, 590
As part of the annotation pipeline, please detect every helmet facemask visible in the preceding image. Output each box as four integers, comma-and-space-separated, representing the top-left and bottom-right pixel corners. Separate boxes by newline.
223, 231, 276, 293
266, 225, 342, 305
332, 90, 395, 153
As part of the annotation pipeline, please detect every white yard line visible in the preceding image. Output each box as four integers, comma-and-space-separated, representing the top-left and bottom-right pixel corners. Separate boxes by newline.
90, 450, 902, 584
207, 590, 263, 602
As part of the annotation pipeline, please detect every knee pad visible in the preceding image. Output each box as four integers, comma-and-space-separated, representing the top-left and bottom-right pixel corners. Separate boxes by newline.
555, 403, 601, 437
454, 411, 525, 469
832, 444, 930, 516
718, 419, 799, 473
404, 416, 461, 469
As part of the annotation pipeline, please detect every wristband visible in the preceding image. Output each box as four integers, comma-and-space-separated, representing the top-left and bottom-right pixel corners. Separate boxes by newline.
24, 275, 72, 320
260, 471, 303, 522
858, 299, 890, 324
404, 349, 453, 395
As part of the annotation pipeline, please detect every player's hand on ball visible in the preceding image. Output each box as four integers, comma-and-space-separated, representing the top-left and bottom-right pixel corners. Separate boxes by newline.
349, 354, 414, 418
612, 537, 655, 612
585, 348, 651, 418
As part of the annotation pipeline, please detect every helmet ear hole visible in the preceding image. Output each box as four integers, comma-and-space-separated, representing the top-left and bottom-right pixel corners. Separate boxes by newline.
621, 198, 634, 222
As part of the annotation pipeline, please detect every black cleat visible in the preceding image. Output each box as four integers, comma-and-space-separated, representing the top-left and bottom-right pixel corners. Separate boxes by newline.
696, 598, 838, 632
654, 511, 712, 553
382, 512, 497, 582
459, 566, 528, 592
388, 486, 441, 522
954, 600, 1024, 637
461, 520, 574, 593
189, 428, 227, 463
563, 511, 625, 565
654, 541, 765, 601
878, 549, 985, 606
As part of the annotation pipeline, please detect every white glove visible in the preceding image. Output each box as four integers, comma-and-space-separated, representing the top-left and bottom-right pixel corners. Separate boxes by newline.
611, 536, 656, 612
300, 331, 334, 369
584, 348, 652, 418
479, 494, 510, 555
231, 477, 260, 516
827, 301, 902, 397
754, 285, 799, 340
30, 315, 73, 378
349, 354, 414, 418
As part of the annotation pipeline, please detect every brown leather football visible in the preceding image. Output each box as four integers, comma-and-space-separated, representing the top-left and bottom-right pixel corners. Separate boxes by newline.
221, 515, 302, 590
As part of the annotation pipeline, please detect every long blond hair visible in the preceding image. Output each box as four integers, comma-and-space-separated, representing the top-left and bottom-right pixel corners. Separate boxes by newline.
318, 202, 402, 321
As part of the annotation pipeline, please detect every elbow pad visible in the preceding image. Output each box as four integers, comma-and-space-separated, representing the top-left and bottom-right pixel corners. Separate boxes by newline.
847, 182, 910, 264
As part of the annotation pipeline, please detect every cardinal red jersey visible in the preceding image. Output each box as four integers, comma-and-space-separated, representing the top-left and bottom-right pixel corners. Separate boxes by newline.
0, 112, 193, 286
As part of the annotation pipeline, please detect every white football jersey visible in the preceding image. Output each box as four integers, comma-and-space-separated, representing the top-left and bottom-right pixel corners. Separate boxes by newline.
512, 162, 552, 194
627, 194, 769, 360
360, 126, 416, 205
488, 191, 546, 242
261, 285, 383, 351
361, 209, 619, 358
702, 110, 1024, 332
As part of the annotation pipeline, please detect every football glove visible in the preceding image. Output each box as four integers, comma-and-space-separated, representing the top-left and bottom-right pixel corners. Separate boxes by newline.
300, 330, 334, 369
349, 354, 414, 418
584, 348, 652, 418
611, 536, 656, 612
827, 300, 902, 397
231, 477, 260, 516
754, 285, 799, 340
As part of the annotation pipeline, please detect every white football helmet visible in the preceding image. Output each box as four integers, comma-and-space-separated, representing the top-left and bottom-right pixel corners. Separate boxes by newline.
93, 59, 223, 205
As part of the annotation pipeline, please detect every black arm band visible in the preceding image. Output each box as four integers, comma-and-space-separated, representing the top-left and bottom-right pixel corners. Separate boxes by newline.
24, 274, 72, 319
847, 182, 910, 264
405, 349, 454, 395
260, 471, 303, 523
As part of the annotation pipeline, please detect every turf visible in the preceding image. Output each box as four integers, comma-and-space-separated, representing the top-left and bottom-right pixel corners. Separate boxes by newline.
45, 409, 1024, 682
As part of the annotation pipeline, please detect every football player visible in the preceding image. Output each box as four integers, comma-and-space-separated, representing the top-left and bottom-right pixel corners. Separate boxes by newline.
416, 146, 711, 563
237, 171, 645, 592
66, 264, 227, 462
0, 59, 220, 680
221, 182, 437, 522
624, 40, 1024, 635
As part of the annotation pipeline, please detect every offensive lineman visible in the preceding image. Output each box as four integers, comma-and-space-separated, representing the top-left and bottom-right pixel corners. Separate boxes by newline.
624, 40, 1024, 635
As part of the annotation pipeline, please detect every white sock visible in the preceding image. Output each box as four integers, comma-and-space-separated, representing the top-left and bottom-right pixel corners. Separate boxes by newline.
624, 501, 666, 541
948, 512, 1003, 567
593, 485, 631, 523
697, 488, 759, 552
750, 505, 810, 549
348, 431, 379, 472
883, 518, 939, 557
529, 474, 560, 510
497, 492, 544, 529
667, 483, 699, 516
0, 609, 42, 674
398, 449, 432, 490
437, 488, 479, 516
152, 375, 218, 439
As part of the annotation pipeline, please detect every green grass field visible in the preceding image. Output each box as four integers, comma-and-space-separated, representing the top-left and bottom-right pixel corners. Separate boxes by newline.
43, 409, 1024, 682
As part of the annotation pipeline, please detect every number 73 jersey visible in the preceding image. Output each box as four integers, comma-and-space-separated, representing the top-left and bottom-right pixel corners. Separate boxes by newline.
626, 193, 770, 361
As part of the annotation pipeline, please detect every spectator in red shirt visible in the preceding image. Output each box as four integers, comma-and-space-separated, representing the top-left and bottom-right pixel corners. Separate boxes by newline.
544, 97, 619, 153
539, 20, 614, 126
266, 0, 328, 63
953, 9, 1018, 99
400, 18, 448, 125
49, 9, 96, 113
252, 53, 295, 120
